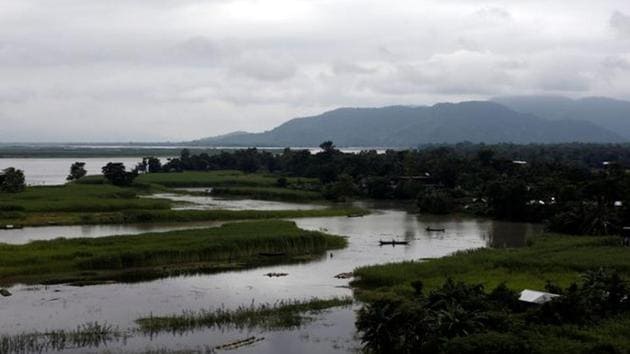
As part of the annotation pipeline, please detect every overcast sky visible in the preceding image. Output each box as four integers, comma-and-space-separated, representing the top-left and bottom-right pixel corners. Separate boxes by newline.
1, 0, 630, 142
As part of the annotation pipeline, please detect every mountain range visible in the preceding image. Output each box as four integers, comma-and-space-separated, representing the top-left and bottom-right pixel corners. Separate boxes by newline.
192, 97, 630, 147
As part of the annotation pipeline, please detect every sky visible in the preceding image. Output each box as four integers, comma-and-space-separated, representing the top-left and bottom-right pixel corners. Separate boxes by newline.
1, 0, 630, 142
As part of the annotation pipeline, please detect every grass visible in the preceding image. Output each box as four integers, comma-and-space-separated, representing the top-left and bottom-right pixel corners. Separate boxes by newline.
0, 206, 367, 227
134, 171, 319, 188
0, 322, 126, 354
0, 172, 365, 226
210, 186, 322, 201
136, 297, 353, 334
0, 220, 347, 286
0, 183, 170, 213
352, 234, 630, 299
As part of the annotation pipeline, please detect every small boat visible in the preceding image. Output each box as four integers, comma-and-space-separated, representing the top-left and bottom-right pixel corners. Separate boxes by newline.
1, 224, 23, 230
264, 272, 288, 277
379, 240, 409, 246
425, 227, 445, 232
347, 213, 364, 218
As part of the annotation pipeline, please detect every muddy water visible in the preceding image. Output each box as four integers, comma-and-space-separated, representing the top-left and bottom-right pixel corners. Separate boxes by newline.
0, 199, 541, 353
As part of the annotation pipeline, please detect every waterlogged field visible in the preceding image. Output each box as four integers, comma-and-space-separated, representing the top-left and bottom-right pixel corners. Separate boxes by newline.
0, 196, 540, 353
353, 234, 630, 297
0, 164, 549, 353
0, 171, 360, 227
0, 220, 347, 286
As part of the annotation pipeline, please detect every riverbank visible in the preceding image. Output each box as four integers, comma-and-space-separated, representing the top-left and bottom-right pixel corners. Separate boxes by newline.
0, 220, 347, 286
0, 171, 366, 226
352, 234, 630, 353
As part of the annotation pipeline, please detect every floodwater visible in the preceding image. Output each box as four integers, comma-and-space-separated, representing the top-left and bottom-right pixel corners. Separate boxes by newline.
0, 221, 226, 245
148, 192, 327, 211
0, 197, 541, 353
0, 157, 159, 186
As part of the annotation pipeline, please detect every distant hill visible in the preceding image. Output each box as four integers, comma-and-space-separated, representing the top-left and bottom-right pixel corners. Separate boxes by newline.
192, 101, 625, 147
492, 96, 630, 139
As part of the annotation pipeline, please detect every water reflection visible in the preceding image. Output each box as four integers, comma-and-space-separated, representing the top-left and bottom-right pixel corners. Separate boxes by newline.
0, 221, 226, 245
0, 157, 155, 186
0, 199, 541, 353
148, 193, 327, 211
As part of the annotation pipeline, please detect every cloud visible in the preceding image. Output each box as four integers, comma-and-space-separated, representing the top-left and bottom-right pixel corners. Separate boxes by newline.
610, 11, 630, 37
229, 53, 298, 81
1, 0, 630, 141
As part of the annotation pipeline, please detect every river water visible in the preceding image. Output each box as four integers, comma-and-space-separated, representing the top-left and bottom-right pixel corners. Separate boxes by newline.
0, 195, 541, 353
0, 157, 158, 186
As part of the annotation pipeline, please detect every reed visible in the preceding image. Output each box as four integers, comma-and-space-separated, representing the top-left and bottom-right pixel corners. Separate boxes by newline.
0, 322, 126, 354
0, 220, 347, 286
136, 297, 353, 334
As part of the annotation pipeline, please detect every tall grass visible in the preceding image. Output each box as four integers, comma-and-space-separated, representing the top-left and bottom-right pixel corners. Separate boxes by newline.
0, 322, 126, 354
0, 206, 368, 227
0, 220, 347, 285
0, 184, 170, 213
136, 297, 353, 334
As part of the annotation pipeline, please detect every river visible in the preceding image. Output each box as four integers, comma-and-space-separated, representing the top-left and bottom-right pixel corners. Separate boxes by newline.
0, 157, 158, 186
0, 195, 541, 353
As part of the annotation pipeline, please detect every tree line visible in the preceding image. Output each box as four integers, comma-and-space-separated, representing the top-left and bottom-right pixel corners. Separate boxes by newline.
135, 142, 630, 235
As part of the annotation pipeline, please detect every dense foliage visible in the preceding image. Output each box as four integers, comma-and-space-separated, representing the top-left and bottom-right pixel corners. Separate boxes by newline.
140, 143, 630, 234
0, 167, 25, 193
357, 269, 630, 354
101, 162, 138, 186
66, 162, 87, 181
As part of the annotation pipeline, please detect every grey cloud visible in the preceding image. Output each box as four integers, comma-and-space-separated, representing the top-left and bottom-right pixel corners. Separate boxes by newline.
331, 61, 377, 76
610, 11, 630, 37
602, 56, 630, 70
1, 0, 630, 141
229, 54, 297, 82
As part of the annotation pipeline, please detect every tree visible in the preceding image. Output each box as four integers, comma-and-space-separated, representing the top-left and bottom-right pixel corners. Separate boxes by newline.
142, 157, 162, 173
66, 162, 87, 181
102, 163, 138, 186
319, 141, 336, 154
0, 167, 26, 193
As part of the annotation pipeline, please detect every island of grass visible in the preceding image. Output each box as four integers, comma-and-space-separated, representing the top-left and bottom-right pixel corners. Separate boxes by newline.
0, 220, 347, 286
352, 234, 630, 353
0, 172, 366, 227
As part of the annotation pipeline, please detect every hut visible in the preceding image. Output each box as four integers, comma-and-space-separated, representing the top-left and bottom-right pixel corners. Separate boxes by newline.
518, 289, 560, 305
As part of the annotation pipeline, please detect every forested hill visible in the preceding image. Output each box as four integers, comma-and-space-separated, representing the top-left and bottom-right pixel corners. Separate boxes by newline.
192, 101, 625, 147
492, 96, 630, 140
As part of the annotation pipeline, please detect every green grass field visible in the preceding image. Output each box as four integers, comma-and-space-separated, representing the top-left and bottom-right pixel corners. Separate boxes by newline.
0, 184, 170, 213
0, 170, 362, 226
0, 206, 367, 227
352, 234, 630, 299
134, 171, 319, 188
0, 220, 347, 286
